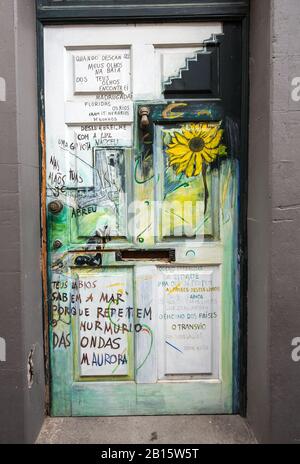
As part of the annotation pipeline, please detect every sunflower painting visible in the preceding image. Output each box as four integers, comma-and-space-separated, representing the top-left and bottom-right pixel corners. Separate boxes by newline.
166, 122, 227, 214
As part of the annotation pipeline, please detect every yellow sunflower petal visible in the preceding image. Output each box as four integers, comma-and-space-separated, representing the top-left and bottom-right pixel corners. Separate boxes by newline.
204, 124, 222, 143
186, 124, 195, 136
185, 154, 196, 177
207, 148, 219, 156
201, 148, 217, 163
175, 132, 189, 146
199, 123, 209, 137
182, 128, 193, 140
200, 149, 214, 163
205, 130, 223, 149
170, 158, 192, 169
166, 144, 191, 156
191, 124, 202, 136
202, 126, 217, 142
176, 159, 191, 175
169, 151, 193, 164
168, 149, 193, 159
194, 154, 203, 176
176, 167, 184, 176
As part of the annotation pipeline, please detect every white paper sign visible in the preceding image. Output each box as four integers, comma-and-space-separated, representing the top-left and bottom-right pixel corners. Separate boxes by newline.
74, 124, 132, 148
73, 50, 131, 94
158, 267, 220, 376
65, 100, 133, 124
78, 272, 133, 377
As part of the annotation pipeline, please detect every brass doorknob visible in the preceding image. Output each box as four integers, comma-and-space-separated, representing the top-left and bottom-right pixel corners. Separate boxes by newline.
48, 200, 63, 214
139, 106, 150, 129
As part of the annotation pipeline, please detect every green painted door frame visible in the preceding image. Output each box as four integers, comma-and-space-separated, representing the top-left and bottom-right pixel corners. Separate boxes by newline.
37, 0, 249, 416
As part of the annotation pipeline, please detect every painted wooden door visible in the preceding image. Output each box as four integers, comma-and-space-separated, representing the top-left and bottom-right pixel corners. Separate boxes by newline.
44, 22, 242, 416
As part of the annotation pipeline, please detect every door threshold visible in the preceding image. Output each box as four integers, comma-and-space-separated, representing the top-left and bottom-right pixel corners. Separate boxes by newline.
36, 415, 256, 444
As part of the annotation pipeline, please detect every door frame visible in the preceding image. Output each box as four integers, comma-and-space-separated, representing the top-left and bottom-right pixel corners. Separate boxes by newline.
36, 0, 250, 416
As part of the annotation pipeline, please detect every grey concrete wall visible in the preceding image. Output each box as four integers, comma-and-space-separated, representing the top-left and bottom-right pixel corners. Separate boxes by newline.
248, 0, 300, 443
247, 0, 272, 443
269, 0, 300, 444
0, 0, 45, 444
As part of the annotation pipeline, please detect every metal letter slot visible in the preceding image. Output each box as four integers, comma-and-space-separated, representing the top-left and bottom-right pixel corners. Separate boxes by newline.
116, 249, 175, 262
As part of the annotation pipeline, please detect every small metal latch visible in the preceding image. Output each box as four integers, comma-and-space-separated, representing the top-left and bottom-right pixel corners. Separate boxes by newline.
139, 106, 150, 129
48, 200, 63, 214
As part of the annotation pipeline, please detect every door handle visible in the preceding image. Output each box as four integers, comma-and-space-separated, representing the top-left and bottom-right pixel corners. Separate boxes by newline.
139, 106, 150, 129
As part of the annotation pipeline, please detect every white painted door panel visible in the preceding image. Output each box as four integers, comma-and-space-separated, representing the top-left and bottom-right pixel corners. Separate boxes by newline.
44, 21, 240, 417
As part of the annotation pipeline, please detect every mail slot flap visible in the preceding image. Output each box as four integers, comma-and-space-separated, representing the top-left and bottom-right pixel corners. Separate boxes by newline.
116, 249, 175, 262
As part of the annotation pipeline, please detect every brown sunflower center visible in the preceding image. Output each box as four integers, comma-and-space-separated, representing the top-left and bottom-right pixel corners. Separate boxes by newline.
189, 136, 205, 152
